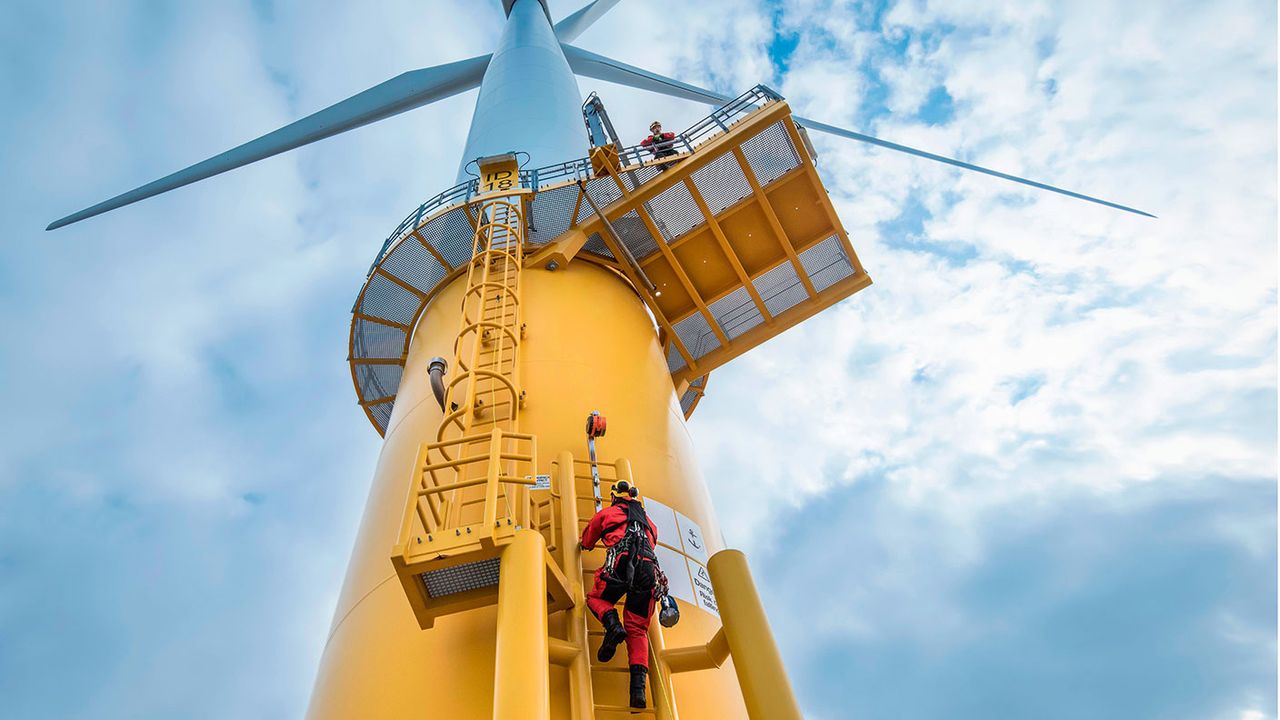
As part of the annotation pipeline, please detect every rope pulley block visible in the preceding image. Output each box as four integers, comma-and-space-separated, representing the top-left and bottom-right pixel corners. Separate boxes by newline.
585, 411, 607, 511
585, 411, 607, 439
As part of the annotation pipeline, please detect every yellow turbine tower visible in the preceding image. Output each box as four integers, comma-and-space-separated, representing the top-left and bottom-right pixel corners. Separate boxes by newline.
47, 2, 1150, 717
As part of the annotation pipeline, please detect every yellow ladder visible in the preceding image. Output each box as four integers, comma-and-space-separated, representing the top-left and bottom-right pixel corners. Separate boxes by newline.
391, 165, 571, 631
431, 186, 527, 529
548, 454, 679, 719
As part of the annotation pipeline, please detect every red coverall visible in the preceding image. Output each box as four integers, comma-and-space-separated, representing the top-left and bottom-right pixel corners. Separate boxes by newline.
641, 131, 678, 159
581, 497, 660, 667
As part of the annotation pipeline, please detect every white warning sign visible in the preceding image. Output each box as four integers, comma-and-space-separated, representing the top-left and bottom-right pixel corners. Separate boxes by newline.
526, 474, 551, 491
654, 544, 695, 605
643, 498, 718, 618
690, 561, 719, 617
643, 497, 682, 551
675, 510, 709, 564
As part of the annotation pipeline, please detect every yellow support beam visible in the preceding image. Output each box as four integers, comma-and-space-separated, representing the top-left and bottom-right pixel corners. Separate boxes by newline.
493, 529, 550, 720
556, 452, 596, 720
707, 549, 802, 720
662, 627, 729, 674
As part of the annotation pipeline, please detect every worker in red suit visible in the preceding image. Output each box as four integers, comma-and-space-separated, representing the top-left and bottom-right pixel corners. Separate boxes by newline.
640, 120, 679, 168
581, 479, 661, 709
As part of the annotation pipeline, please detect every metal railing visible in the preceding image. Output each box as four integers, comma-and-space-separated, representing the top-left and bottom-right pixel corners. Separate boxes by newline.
368, 84, 783, 274
398, 428, 540, 547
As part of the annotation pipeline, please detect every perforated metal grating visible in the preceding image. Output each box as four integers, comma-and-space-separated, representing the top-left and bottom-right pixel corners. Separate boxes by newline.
679, 374, 708, 418
667, 312, 721, 372
741, 121, 801, 185
356, 363, 403, 403
382, 235, 448, 292
367, 400, 393, 429
753, 259, 809, 318
581, 231, 615, 259
708, 286, 766, 341
692, 153, 753, 215
360, 274, 421, 327
422, 558, 501, 598
799, 235, 855, 293
527, 183, 581, 245
352, 318, 405, 358
645, 182, 703, 241
612, 212, 658, 259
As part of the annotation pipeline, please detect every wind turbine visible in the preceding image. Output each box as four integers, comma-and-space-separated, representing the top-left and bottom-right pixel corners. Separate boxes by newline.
47, 1, 1150, 718
47, 0, 1149, 231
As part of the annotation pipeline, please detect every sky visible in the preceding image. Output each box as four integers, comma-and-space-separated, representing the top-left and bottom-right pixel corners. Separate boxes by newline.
0, 0, 1274, 718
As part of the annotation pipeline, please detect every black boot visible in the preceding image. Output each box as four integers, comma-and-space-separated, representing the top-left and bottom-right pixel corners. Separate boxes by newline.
629, 665, 648, 709
597, 609, 627, 663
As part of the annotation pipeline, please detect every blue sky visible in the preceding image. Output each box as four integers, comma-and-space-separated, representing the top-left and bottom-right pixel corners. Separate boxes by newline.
0, 1, 1275, 718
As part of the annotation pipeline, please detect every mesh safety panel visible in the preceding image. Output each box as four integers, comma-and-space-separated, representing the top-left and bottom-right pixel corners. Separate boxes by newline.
679, 388, 698, 415
671, 311, 721, 365
422, 558, 501, 598
645, 182, 703, 241
356, 363, 403, 403
612, 212, 658, 260
584, 175, 623, 208
620, 164, 662, 190
382, 235, 447, 293
753, 259, 809, 318
582, 232, 616, 259
692, 153, 752, 215
799, 235, 855, 293
678, 374, 707, 417
741, 122, 801, 185
352, 318, 406, 359
667, 343, 688, 373
708, 286, 765, 341
419, 207, 475, 269
528, 184, 580, 246
360, 274, 422, 327
368, 401, 394, 429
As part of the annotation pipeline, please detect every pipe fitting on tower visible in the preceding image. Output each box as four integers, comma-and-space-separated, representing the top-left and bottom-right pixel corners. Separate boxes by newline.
428, 357, 449, 411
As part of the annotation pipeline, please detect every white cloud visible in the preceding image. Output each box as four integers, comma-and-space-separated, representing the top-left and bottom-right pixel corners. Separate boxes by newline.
683, 0, 1275, 551
0, 0, 1273, 717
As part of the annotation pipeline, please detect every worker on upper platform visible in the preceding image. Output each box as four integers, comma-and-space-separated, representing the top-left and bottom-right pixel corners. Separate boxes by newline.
641, 120, 679, 166
581, 480, 661, 709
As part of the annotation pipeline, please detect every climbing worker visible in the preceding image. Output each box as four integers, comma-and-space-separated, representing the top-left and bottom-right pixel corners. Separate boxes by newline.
580, 479, 662, 709
640, 120, 679, 166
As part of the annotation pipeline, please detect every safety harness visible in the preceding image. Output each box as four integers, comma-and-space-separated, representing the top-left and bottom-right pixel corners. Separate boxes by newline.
601, 499, 659, 589
583, 410, 675, 617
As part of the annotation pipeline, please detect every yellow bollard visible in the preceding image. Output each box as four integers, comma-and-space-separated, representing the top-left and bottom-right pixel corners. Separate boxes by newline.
707, 549, 803, 720
493, 529, 550, 720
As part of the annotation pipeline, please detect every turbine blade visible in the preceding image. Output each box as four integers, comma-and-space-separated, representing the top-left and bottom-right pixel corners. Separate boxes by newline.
562, 44, 730, 105
561, 45, 1154, 218
553, 0, 624, 42
48, 54, 491, 231
795, 117, 1155, 218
